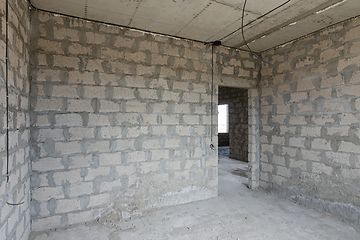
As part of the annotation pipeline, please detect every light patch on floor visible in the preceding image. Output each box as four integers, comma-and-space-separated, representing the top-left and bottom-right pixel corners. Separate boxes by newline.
31, 156, 360, 240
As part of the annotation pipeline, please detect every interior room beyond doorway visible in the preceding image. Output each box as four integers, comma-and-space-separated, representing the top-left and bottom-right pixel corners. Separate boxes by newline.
218, 86, 249, 162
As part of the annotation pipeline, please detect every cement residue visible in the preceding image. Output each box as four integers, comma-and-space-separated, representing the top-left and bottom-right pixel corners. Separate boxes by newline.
94, 178, 216, 228
31, 156, 360, 240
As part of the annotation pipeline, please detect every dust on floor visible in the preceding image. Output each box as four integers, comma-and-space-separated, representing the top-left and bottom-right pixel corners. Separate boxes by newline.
31, 156, 360, 240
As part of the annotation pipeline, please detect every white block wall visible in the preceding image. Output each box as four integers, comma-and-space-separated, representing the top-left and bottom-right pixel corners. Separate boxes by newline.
260, 17, 360, 225
29, 11, 259, 231
0, 0, 31, 239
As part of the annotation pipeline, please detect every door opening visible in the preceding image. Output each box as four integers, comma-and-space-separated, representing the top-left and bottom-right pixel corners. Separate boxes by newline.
217, 86, 249, 190
218, 86, 248, 162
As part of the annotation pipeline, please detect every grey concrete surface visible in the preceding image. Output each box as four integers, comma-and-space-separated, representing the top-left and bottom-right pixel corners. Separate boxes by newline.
30, 0, 360, 52
218, 146, 230, 157
31, 156, 360, 240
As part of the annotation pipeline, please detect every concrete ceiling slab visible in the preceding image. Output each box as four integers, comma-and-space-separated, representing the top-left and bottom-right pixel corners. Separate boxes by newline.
30, 0, 360, 52
230, 0, 360, 52
131, 0, 212, 35
176, 2, 260, 41
220, 0, 297, 15
30, 0, 86, 18
86, 0, 137, 26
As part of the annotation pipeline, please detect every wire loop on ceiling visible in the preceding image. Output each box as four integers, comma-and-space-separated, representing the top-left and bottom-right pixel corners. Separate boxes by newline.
219, 0, 291, 42
240, 0, 291, 64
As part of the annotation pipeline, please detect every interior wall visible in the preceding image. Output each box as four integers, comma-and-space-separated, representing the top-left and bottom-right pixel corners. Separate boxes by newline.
260, 17, 360, 225
218, 87, 248, 161
4, 0, 360, 237
29, 10, 260, 232
248, 88, 260, 189
0, 0, 31, 239
217, 133, 229, 147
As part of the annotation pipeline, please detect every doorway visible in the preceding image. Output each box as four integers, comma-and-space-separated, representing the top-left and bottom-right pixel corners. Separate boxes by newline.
217, 86, 250, 192
218, 86, 248, 162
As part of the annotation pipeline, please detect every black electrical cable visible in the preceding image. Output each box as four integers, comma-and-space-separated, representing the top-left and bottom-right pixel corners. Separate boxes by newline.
210, 45, 215, 150
5, 0, 10, 184
27, 0, 258, 54
6, 201, 25, 206
241, 0, 272, 65
219, 0, 291, 42
260, 13, 360, 53
5, 0, 24, 206
26, 0, 208, 46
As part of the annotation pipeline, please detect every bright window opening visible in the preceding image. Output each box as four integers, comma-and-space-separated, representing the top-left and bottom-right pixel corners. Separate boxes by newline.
218, 104, 229, 133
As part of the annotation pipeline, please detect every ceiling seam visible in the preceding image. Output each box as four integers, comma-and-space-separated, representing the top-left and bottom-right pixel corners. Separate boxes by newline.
128, 0, 143, 27
234, 0, 348, 49
220, 0, 292, 43
84, 0, 88, 18
26, 0, 269, 56
209, 0, 241, 10
209, 0, 261, 16
26, 0, 358, 54
260, 14, 360, 54
178, 0, 261, 41
175, 1, 213, 36
205, 15, 254, 42
27, 0, 256, 54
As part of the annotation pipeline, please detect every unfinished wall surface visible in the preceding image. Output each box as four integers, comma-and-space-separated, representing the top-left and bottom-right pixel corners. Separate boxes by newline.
29, 11, 259, 232
217, 133, 229, 147
260, 17, 360, 225
248, 88, 260, 189
0, 0, 31, 239
218, 87, 248, 162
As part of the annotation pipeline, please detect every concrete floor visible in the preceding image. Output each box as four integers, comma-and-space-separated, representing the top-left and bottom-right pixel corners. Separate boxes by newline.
218, 146, 230, 157
31, 155, 360, 240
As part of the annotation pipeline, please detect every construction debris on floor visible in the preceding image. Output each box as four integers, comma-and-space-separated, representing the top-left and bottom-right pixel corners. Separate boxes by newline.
31, 156, 360, 240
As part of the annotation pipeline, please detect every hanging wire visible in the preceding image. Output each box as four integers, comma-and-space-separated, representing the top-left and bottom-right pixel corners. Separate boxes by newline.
219, 0, 291, 42
5, 0, 24, 206
5, 0, 10, 184
241, 0, 271, 65
210, 44, 216, 150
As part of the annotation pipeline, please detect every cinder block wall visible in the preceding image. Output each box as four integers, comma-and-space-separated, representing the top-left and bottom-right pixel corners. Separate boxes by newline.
217, 133, 229, 147
218, 87, 248, 161
29, 11, 259, 232
260, 17, 360, 225
0, 0, 31, 239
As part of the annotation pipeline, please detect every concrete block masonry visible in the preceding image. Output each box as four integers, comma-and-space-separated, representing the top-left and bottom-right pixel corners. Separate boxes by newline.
4, 3, 360, 237
0, 0, 31, 240
29, 11, 260, 232
260, 17, 360, 226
